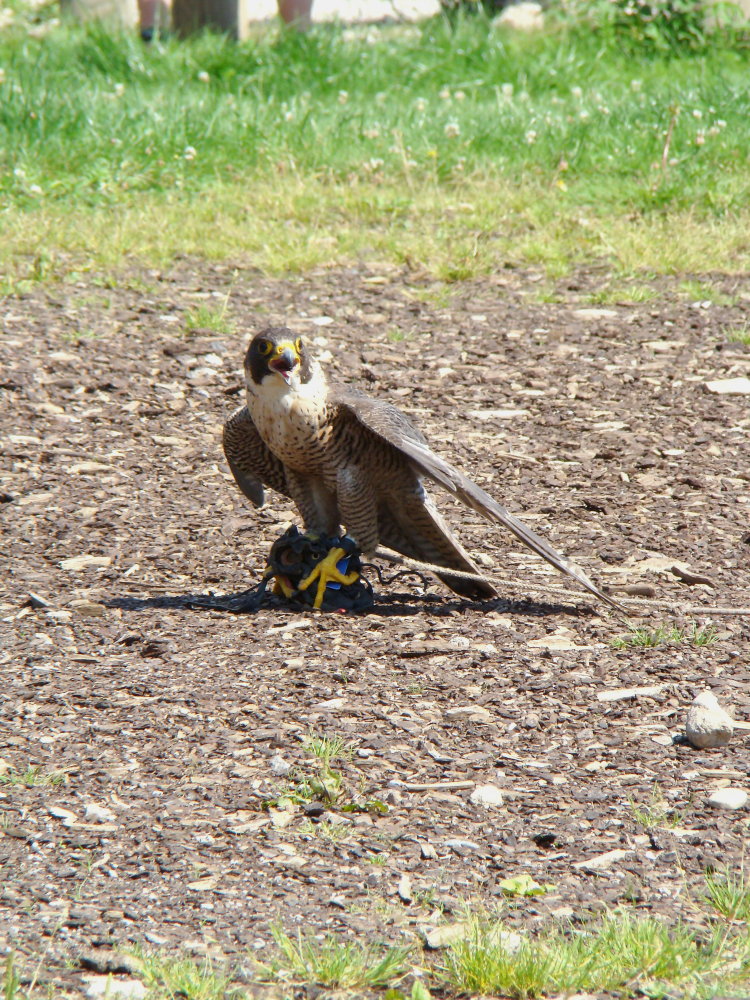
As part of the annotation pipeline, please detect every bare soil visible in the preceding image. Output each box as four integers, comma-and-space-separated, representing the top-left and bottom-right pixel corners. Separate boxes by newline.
1, 262, 749, 996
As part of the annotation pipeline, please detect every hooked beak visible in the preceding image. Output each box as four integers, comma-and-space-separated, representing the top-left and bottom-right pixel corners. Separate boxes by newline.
269, 342, 300, 384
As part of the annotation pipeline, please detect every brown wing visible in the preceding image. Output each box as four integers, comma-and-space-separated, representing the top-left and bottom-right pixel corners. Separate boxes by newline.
376, 488, 497, 600
333, 384, 623, 613
222, 404, 292, 507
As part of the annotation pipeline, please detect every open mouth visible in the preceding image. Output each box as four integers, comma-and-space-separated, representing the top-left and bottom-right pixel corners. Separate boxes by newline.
270, 353, 298, 383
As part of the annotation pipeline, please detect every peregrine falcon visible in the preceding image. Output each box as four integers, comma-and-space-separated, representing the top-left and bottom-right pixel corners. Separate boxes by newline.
222, 327, 621, 612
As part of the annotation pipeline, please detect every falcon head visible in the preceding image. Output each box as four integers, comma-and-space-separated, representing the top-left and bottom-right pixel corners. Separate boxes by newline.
245, 327, 313, 389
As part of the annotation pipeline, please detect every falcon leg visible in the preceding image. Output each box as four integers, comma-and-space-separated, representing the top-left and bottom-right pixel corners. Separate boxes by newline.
298, 547, 359, 610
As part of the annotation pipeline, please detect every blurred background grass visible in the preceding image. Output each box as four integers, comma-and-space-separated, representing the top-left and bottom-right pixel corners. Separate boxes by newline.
1, 2, 749, 284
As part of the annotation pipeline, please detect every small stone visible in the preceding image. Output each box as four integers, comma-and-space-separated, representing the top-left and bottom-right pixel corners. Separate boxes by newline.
397, 874, 413, 903
423, 922, 470, 949
84, 803, 117, 824
68, 599, 107, 618
573, 307, 618, 319
84, 976, 147, 1000
573, 849, 632, 872
423, 922, 522, 951
27, 592, 52, 609
420, 842, 438, 860
597, 684, 665, 702
469, 784, 504, 808
705, 376, 750, 394
143, 932, 168, 946
269, 755, 291, 777
445, 705, 492, 723
444, 838, 481, 855
311, 697, 347, 712
685, 691, 734, 749
60, 555, 112, 571
707, 788, 748, 811
79, 953, 145, 976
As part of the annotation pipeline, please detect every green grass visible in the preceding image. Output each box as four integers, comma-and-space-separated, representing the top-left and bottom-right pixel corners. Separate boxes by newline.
679, 279, 737, 304
3, 955, 20, 1000
705, 867, 750, 923
629, 784, 688, 829
0, 765, 67, 788
584, 281, 660, 304
612, 621, 718, 649
138, 953, 238, 1000
724, 320, 750, 344
302, 731, 355, 764
184, 302, 235, 335
2, 15, 750, 282
298, 817, 352, 841
441, 911, 750, 999
8, 868, 750, 998
258, 928, 412, 990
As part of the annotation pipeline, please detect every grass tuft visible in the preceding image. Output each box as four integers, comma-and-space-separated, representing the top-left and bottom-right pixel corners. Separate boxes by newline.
0, 765, 68, 788
302, 732, 355, 764
3, 955, 20, 1000
184, 302, 235, 335
629, 784, 687, 829
138, 952, 236, 999
724, 320, 750, 345
441, 911, 746, 998
611, 621, 718, 649
705, 867, 750, 923
259, 928, 412, 990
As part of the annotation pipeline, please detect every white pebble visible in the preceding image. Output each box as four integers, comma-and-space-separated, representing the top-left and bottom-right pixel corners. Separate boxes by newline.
83, 802, 117, 824
685, 691, 733, 749
269, 755, 291, 777
469, 784, 504, 808
707, 788, 748, 811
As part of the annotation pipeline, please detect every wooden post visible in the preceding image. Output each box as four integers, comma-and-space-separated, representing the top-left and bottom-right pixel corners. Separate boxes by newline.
172, 0, 250, 39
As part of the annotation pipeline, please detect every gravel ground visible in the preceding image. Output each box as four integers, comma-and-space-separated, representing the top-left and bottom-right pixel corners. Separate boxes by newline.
1, 262, 749, 996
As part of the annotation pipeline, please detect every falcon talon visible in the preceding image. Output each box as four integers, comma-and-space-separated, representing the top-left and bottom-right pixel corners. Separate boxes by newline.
260, 526, 373, 612
298, 546, 360, 610
223, 327, 625, 614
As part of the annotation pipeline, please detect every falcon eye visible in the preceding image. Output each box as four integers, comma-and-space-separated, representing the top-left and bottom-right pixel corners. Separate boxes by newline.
295, 338, 303, 353
257, 339, 273, 357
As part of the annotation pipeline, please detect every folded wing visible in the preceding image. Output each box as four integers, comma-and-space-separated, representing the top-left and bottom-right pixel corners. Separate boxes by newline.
222, 404, 292, 507
333, 385, 623, 612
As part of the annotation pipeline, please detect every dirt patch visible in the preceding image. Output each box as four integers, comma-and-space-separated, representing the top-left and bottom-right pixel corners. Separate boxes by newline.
1, 262, 749, 995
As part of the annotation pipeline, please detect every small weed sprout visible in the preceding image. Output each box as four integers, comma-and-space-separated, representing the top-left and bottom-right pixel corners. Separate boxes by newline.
724, 320, 750, 345
612, 622, 717, 649
298, 818, 351, 842
184, 292, 234, 335
0, 766, 67, 788
303, 732, 355, 764
629, 784, 687, 829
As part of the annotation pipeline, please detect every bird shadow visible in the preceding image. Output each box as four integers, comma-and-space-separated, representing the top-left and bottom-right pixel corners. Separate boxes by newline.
105, 586, 592, 619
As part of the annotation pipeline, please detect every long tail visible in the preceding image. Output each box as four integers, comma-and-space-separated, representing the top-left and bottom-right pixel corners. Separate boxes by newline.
398, 439, 624, 613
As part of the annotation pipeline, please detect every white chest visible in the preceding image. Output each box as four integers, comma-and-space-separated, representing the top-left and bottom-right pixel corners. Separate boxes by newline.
246, 369, 329, 471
